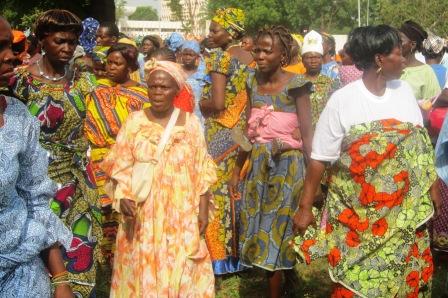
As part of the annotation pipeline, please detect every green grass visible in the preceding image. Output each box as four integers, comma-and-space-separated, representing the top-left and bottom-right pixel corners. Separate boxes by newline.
216, 252, 448, 297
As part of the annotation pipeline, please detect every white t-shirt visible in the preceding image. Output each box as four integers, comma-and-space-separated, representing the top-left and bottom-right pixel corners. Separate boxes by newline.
311, 79, 424, 162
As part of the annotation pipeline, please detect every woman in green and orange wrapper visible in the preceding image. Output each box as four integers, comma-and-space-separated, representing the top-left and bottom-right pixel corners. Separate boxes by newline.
293, 25, 440, 298
200, 7, 254, 275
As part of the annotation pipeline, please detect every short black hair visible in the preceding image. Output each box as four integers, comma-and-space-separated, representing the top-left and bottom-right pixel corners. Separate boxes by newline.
142, 35, 161, 49
99, 22, 119, 38
107, 43, 139, 71
347, 25, 401, 71
35, 9, 82, 40
256, 26, 293, 64
149, 47, 176, 62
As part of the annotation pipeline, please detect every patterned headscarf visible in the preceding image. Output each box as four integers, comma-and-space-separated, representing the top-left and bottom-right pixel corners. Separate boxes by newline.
181, 40, 200, 54
212, 8, 245, 39
165, 32, 184, 52
423, 33, 445, 55
144, 59, 194, 112
79, 17, 99, 54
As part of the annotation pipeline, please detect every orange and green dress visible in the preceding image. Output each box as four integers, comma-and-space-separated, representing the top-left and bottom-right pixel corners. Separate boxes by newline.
202, 47, 251, 274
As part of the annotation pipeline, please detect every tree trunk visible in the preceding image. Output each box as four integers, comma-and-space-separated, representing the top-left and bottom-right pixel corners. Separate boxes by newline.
88, 0, 115, 22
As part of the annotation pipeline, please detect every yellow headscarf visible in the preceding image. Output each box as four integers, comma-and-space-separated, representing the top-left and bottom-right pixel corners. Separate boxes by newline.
212, 8, 245, 39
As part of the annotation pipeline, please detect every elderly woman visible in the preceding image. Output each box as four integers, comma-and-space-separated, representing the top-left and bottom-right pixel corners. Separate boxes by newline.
293, 25, 439, 297
200, 7, 254, 275
101, 60, 216, 297
11, 9, 99, 297
0, 16, 73, 298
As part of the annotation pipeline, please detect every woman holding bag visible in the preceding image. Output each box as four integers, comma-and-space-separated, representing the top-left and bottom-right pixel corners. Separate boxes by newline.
101, 60, 217, 297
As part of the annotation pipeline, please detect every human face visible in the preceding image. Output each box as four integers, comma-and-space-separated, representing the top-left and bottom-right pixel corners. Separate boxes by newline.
253, 35, 284, 73
378, 46, 405, 80
241, 36, 254, 52
0, 18, 15, 87
41, 31, 78, 64
106, 51, 130, 83
96, 27, 116, 47
399, 31, 415, 58
147, 70, 179, 113
207, 21, 231, 49
302, 52, 323, 75
141, 39, 155, 56
181, 48, 198, 68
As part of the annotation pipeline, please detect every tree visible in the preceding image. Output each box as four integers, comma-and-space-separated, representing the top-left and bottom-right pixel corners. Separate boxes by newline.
129, 6, 158, 21
0, 0, 116, 29
207, 0, 359, 34
166, 0, 204, 34
373, 0, 448, 36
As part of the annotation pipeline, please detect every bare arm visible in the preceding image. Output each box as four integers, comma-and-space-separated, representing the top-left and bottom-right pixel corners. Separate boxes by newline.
293, 86, 313, 162
433, 88, 448, 108
200, 72, 227, 112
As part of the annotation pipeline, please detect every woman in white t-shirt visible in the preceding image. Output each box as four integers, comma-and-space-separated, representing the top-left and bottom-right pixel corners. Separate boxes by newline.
292, 25, 441, 298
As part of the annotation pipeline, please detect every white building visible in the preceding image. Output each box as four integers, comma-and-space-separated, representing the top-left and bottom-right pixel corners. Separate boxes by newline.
118, 20, 183, 39
160, 0, 208, 35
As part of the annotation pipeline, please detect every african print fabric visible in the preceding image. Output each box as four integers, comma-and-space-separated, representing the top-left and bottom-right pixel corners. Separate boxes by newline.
12, 69, 101, 298
239, 73, 310, 271
202, 48, 250, 274
307, 74, 340, 129
294, 119, 436, 298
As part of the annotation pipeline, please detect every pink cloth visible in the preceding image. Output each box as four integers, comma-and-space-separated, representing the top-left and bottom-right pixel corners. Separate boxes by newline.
339, 65, 363, 86
247, 105, 302, 149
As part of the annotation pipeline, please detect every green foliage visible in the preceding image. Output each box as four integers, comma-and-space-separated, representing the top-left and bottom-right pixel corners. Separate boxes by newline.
207, 0, 360, 34
166, 0, 183, 22
128, 6, 158, 21
374, 0, 448, 36
115, 0, 127, 20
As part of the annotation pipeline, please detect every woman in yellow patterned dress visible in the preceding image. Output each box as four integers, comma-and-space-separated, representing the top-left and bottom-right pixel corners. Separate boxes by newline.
101, 60, 216, 297
199, 7, 254, 275
84, 43, 150, 295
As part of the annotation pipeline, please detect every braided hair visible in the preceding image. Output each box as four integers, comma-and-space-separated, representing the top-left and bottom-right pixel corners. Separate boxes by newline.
256, 26, 293, 65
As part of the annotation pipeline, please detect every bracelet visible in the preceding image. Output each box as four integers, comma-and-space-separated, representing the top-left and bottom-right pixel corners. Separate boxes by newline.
51, 270, 68, 280
52, 280, 71, 286
51, 270, 69, 285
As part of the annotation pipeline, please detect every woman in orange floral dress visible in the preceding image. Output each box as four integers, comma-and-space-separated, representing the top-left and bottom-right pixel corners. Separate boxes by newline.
101, 60, 216, 297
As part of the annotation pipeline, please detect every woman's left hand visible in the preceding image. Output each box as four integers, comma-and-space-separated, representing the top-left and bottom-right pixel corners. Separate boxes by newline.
198, 209, 209, 235
54, 284, 74, 298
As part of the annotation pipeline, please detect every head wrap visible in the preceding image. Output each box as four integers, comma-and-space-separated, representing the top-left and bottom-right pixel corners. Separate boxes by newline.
291, 34, 303, 50
118, 37, 137, 48
165, 32, 184, 52
400, 20, 428, 51
144, 59, 194, 112
181, 40, 200, 55
212, 8, 245, 39
79, 17, 99, 54
301, 30, 323, 56
12, 30, 26, 44
422, 33, 445, 55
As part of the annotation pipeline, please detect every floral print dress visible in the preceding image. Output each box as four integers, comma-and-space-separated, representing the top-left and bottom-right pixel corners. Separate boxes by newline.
294, 119, 435, 298
101, 111, 217, 297
12, 69, 101, 298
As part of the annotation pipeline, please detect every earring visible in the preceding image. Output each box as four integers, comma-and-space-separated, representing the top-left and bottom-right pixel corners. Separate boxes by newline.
281, 57, 288, 67
376, 66, 382, 75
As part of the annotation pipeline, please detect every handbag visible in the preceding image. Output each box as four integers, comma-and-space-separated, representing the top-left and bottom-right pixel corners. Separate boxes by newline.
129, 108, 180, 203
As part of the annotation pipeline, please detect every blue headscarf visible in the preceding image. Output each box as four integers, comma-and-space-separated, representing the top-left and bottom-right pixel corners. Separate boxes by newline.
181, 40, 200, 55
79, 18, 100, 55
165, 32, 184, 52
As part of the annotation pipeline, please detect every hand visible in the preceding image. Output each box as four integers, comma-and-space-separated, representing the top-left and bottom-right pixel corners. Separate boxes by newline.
292, 207, 315, 236
228, 170, 241, 201
54, 283, 74, 298
292, 128, 302, 141
198, 209, 209, 235
120, 199, 136, 218
431, 181, 442, 217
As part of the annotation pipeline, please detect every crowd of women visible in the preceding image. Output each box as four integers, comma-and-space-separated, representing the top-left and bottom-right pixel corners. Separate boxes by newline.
1, 5, 448, 298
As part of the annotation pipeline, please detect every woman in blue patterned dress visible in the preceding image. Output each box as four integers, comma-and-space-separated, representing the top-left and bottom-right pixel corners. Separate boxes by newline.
0, 16, 73, 297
